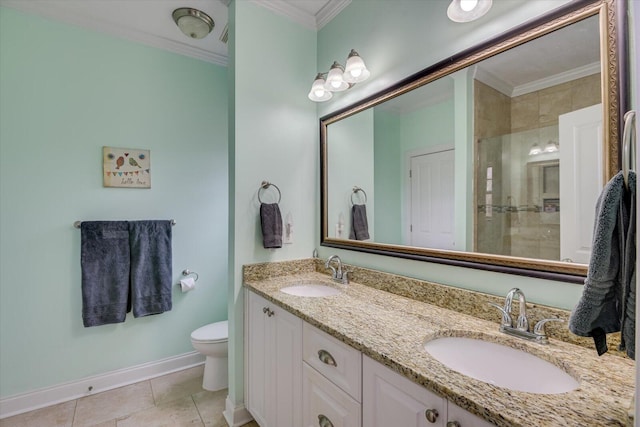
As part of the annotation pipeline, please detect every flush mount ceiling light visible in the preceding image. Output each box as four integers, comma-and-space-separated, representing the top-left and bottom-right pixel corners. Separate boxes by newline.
308, 49, 370, 102
447, 0, 492, 23
528, 143, 542, 156
172, 8, 214, 40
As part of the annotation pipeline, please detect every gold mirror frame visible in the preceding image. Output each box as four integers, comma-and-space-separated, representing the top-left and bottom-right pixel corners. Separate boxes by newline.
320, 0, 627, 283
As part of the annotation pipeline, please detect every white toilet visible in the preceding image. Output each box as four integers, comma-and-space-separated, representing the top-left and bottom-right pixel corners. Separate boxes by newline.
190, 320, 228, 391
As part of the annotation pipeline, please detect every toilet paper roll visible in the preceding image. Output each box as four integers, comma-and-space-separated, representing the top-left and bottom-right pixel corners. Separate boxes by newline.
180, 277, 196, 293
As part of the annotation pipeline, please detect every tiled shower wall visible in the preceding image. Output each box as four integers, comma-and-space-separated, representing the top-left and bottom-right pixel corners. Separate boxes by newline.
474, 74, 601, 258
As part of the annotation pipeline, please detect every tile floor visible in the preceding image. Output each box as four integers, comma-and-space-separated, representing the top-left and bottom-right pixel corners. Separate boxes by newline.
0, 366, 259, 427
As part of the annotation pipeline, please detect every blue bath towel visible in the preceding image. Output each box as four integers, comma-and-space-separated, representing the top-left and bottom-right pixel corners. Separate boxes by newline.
569, 171, 636, 359
128, 220, 173, 317
81, 221, 130, 327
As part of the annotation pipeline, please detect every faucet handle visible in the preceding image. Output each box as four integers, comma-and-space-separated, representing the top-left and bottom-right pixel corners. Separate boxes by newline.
488, 302, 512, 328
533, 318, 564, 338
341, 270, 351, 284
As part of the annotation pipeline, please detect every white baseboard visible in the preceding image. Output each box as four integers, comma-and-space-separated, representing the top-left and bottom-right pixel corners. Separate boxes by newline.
0, 351, 205, 419
223, 396, 253, 427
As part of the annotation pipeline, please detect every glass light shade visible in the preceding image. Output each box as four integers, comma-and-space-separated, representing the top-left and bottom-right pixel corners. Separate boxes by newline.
172, 8, 214, 40
324, 62, 349, 92
529, 143, 542, 156
308, 75, 333, 102
343, 50, 370, 83
543, 141, 559, 153
447, 0, 492, 23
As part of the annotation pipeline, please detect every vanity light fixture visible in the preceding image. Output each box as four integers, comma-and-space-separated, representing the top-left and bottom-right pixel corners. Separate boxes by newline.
528, 143, 543, 156
543, 141, 559, 153
172, 8, 214, 40
447, 0, 492, 23
308, 49, 370, 102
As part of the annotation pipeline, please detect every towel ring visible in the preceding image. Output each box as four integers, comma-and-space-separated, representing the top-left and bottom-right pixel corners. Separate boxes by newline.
351, 186, 368, 205
622, 110, 636, 188
182, 269, 199, 282
258, 181, 281, 204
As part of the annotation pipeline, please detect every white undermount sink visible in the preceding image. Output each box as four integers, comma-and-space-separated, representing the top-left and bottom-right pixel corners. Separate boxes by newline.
280, 283, 341, 297
424, 336, 579, 394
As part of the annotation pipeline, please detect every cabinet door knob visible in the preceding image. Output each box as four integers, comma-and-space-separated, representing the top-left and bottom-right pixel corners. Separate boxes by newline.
446, 422, 461, 427
425, 409, 439, 423
318, 414, 334, 427
317, 349, 337, 367
262, 307, 268, 314
266, 308, 275, 317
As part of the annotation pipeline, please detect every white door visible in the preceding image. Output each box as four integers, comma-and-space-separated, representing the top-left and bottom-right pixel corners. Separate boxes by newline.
410, 149, 455, 249
559, 103, 603, 264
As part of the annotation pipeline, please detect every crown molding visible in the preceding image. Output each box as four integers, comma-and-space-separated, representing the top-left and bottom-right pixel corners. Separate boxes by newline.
510, 61, 601, 97
473, 62, 601, 98
0, 0, 228, 66
251, 0, 351, 30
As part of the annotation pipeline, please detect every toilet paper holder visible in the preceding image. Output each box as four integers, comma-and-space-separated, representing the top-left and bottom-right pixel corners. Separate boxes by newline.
181, 269, 199, 282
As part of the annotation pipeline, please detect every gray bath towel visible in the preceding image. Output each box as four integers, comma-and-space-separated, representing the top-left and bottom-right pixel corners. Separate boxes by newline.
81, 221, 130, 327
569, 171, 636, 359
128, 220, 173, 317
260, 203, 282, 248
349, 204, 370, 240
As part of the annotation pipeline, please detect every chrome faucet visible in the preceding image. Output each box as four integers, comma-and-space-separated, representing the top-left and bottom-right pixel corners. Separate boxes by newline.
489, 287, 563, 344
325, 255, 350, 284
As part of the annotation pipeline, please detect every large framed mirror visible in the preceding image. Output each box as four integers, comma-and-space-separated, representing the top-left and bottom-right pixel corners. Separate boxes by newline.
320, 0, 628, 283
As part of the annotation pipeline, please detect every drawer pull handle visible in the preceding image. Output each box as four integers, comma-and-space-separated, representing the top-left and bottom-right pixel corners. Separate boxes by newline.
318, 414, 334, 427
318, 349, 337, 366
447, 422, 461, 427
262, 307, 274, 317
425, 409, 439, 423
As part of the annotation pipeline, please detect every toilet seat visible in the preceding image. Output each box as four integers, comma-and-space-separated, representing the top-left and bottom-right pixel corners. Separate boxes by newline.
191, 320, 228, 344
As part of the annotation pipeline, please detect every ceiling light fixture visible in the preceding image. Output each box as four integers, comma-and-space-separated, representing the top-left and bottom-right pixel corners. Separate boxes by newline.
308, 49, 370, 102
172, 8, 214, 40
447, 0, 492, 23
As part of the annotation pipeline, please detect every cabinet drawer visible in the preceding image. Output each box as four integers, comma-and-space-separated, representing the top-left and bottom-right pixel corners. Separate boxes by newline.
303, 363, 361, 427
363, 355, 446, 427
303, 322, 362, 402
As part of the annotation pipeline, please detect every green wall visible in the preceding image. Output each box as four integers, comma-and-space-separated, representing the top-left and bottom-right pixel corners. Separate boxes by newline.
0, 7, 229, 398
315, 0, 583, 309
228, 0, 317, 409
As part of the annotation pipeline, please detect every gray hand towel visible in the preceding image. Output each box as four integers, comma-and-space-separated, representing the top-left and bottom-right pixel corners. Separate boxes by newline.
260, 203, 282, 248
81, 221, 130, 327
569, 171, 636, 358
349, 204, 370, 240
128, 220, 173, 317
620, 172, 636, 359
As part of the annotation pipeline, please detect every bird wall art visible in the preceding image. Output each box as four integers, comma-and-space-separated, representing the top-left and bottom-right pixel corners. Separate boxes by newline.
103, 147, 151, 188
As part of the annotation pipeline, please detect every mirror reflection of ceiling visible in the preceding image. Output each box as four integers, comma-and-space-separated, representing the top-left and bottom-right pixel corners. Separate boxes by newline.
380, 15, 600, 114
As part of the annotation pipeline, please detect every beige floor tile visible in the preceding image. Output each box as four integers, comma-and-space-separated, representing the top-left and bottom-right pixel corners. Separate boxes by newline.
0, 401, 76, 427
192, 389, 226, 427
73, 382, 155, 427
116, 396, 203, 427
87, 421, 116, 427
150, 366, 205, 406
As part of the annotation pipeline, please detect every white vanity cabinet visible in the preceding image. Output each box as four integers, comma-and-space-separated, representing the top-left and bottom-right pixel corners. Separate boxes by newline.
363, 356, 493, 427
246, 291, 302, 427
302, 322, 362, 427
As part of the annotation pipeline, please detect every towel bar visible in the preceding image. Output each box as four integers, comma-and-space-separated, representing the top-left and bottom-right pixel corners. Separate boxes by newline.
258, 181, 282, 204
622, 110, 636, 188
351, 186, 367, 205
74, 220, 176, 228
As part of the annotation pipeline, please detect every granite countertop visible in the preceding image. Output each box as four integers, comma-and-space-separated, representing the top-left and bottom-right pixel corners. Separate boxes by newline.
244, 271, 635, 427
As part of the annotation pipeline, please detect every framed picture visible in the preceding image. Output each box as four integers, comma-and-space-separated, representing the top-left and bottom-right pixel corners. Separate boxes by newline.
103, 147, 151, 188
